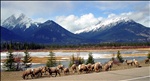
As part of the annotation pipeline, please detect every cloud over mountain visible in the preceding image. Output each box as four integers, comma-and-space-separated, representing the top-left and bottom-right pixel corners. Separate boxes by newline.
56, 13, 101, 32
1, 1, 149, 32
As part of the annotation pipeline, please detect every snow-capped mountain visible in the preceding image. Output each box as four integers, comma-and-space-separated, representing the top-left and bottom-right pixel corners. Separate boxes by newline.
1, 14, 85, 44
75, 17, 133, 34
2, 13, 35, 30
2, 13, 40, 37
76, 17, 150, 42
1, 13, 150, 44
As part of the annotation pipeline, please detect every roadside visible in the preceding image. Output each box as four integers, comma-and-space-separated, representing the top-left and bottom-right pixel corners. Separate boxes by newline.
18, 66, 150, 81
1, 60, 150, 81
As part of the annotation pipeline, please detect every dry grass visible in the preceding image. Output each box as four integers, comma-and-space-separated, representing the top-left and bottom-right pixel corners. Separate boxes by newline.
1, 47, 150, 52
31, 56, 69, 63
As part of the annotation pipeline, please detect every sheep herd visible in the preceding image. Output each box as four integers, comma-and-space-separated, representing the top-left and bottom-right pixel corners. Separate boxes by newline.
22, 58, 149, 80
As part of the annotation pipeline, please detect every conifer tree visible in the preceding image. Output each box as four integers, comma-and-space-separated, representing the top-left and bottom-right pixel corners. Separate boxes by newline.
46, 51, 57, 67
117, 51, 124, 63
3, 44, 16, 71
86, 52, 95, 64
22, 47, 32, 68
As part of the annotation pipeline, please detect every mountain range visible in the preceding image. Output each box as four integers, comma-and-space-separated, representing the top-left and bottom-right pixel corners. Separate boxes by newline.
1, 13, 150, 44
75, 17, 150, 42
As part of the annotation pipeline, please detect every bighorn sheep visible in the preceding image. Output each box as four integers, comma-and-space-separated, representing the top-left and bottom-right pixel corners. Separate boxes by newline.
22, 68, 34, 79
124, 59, 134, 66
94, 62, 102, 72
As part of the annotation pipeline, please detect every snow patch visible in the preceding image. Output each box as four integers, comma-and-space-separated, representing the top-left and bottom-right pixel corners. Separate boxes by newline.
13, 13, 22, 19
2, 13, 35, 30
75, 17, 133, 34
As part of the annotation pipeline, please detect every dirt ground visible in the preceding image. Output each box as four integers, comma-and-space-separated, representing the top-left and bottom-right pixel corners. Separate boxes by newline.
1, 60, 150, 81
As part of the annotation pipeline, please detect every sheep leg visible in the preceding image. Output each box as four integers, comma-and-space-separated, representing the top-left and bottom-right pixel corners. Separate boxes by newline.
23, 75, 26, 79
55, 72, 57, 77
50, 72, 52, 77
27, 75, 28, 79
30, 74, 33, 79
58, 71, 61, 76
48, 73, 51, 77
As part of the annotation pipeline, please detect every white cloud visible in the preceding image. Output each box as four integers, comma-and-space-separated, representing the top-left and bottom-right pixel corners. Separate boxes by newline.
106, 12, 150, 27
56, 9, 149, 33
56, 13, 101, 33
33, 18, 47, 23
1, 1, 149, 32
1, 1, 73, 23
105, 3, 150, 27
108, 13, 116, 18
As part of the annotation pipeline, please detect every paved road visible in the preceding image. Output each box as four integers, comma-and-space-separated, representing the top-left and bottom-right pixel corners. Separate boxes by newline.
19, 66, 150, 81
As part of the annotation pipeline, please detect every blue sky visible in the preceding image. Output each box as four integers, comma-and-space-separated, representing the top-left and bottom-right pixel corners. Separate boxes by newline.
1, 1, 150, 32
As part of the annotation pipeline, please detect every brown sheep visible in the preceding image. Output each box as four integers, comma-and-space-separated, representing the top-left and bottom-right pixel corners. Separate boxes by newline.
133, 59, 141, 67
78, 64, 88, 74
41, 66, 49, 75
22, 68, 34, 79
94, 62, 102, 72
71, 64, 77, 73
47, 67, 61, 77
86, 63, 92, 72
63, 67, 70, 75
57, 65, 64, 72
104, 63, 110, 71
33, 67, 42, 78
145, 58, 150, 64
91, 64, 95, 71
124, 59, 134, 66
104, 61, 113, 71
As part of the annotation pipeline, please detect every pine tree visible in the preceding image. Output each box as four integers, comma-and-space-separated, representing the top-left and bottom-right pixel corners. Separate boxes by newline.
117, 51, 123, 63
22, 47, 32, 68
46, 51, 57, 67
3, 44, 16, 71
86, 52, 95, 64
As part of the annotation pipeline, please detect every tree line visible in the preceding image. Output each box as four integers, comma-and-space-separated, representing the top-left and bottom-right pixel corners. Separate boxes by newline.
3, 44, 150, 71
1, 42, 150, 51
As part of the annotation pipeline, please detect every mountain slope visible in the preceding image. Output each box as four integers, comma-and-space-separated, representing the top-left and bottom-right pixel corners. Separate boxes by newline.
1, 26, 24, 42
95, 22, 150, 42
31, 20, 85, 44
76, 17, 150, 42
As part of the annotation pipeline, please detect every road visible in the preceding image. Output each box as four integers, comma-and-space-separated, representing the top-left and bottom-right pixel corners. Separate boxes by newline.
19, 66, 150, 81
